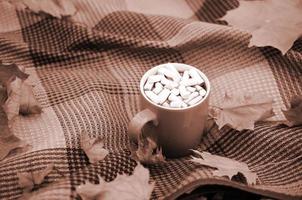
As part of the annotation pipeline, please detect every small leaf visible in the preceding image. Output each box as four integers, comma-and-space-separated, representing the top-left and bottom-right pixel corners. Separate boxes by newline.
0, 62, 28, 86
0, 62, 30, 121
3, 77, 23, 121
0, 62, 42, 115
221, 0, 302, 54
210, 93, 274, 131
7, 0, 77, 18
0, 103, 30, 161
132, 137, 165, 165
191, 150, 258, 185
80, 133, 109, 164
33, 164, 54, 185
19, 83, 42, 115
76, 163, 154, 200
17, 164, 54, 192
0, 134, 30, 161
282, 95, 302, 127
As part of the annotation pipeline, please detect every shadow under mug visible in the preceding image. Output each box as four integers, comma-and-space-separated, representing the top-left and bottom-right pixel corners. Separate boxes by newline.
128, 63, 210, 158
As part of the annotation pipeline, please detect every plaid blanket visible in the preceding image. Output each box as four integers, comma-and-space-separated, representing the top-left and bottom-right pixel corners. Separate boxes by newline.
0, 0, 301, 199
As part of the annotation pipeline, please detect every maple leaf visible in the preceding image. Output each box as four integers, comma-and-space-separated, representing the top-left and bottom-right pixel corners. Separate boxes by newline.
190, 150, 258, 185
7, 0, 77, 18
80, 133, 109, 164
0, 62, 30, 120
0, 85, 31, 161
17, 164, 54, 192
0, 89, 29, 161
0, 62, 41, 115
3, 76, 23, 121
132, 137, 165, 165
221, 0, 302, 54
0, 132, 30, 161
0, 62, 28, 87
210, 93, 274, 131
0, 62, 37, 161
282, 95, 302, 127
76, 163, 154, 200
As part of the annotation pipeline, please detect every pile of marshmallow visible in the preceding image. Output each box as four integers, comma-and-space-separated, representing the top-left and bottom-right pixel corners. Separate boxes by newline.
143, 63, 207, 108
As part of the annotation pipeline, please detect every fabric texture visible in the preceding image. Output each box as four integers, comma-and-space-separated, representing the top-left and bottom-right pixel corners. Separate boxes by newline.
0, 0, 301, 199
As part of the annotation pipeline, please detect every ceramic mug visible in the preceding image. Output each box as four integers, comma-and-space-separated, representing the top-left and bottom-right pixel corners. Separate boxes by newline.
128, 63, 210, 158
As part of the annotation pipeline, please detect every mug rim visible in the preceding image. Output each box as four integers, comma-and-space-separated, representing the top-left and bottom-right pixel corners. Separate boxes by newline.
140, 63, 211, 111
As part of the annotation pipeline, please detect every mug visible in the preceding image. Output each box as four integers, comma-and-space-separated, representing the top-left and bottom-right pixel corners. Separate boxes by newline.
128, 63, 210, 158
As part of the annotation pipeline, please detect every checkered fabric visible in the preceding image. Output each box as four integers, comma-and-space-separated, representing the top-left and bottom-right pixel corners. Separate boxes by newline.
0, 0, 301, 199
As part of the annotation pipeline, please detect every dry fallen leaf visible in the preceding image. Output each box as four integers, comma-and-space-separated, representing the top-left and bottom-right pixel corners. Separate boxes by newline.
0, 85, 30, 161
210, 93, 274, 131
221, 0, 302, 54
191, 150, 258, 185
282, 95, 302, 127
80, 133, 109, 164
3, 77, 23, 121
19, 82, 42, 115
0, 132, 30, 161
1, 61, 41, 116
77, 163, 154, 200
0, 62, 30, 120
0, 62, 28, 86
132, 137, 165, 165
0, 62, 37, 161
17, 164, 54, 193
7, 0, 77, 18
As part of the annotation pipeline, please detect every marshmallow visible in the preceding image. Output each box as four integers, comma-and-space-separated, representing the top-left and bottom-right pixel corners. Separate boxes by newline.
171, 88, 180, 96
157, 88, 171, 104
170, 100, 182, 108
189, 69, 204, 84
153, 82, 163, 94
184, 92, 199, 103
181, 102, 188, 108
148, 75, 163, 83
165, 63, 181, 81
180, 78, 203, 87
179, 85, 191, 99
163, 101, 170, 107
161, 77, 178, 90
144, 81, 153, 90
158, 67, 179, 82
195, 85, 202, 91
168, 93, 181, 102
181, 70, 189, 82
186, 86, 196, 93
199, 87, 207, 97
179, 69, 205, 86
188, 95, 203, 106
145, 91, 160, 104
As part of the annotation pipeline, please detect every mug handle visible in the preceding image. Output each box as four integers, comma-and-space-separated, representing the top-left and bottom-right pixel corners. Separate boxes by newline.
128, 109, 158, 143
